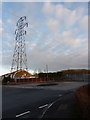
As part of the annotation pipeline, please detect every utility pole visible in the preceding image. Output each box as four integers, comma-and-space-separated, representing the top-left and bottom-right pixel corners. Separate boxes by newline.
11, 16, 28, 72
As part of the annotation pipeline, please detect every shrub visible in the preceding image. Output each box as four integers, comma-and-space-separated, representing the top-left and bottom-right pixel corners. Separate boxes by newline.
2, 75, 15, 85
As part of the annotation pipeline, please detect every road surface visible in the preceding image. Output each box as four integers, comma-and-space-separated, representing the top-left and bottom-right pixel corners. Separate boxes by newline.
2, 87, 67, 118
2, 82, 88, 119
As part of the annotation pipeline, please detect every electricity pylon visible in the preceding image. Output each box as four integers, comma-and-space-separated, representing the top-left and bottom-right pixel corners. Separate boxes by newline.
11, 16, 28, 72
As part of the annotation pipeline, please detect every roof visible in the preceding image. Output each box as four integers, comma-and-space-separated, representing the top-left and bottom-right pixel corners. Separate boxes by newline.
14, 69, 31, 78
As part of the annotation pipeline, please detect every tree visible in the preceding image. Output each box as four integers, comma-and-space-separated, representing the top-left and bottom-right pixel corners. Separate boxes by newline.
2, 75, 15, 85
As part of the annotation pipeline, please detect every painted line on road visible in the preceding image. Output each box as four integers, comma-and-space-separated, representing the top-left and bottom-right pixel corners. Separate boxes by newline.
41, 99, 62, 118
39, 94, 62, 109
39, 104, 48, 109
48, 103, 53, 109
40, 103, 53, 118
58, 94, 62, 97
16, 111, 30, 118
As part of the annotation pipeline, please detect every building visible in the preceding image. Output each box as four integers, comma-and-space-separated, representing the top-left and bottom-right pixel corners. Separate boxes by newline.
1, 70, 36, 83
13, 69, 31, 79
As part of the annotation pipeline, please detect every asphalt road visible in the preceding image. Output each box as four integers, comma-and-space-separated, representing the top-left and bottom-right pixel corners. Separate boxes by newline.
2, 82, 88, 119
2, 87, 70, 119
42, 92, 80, 119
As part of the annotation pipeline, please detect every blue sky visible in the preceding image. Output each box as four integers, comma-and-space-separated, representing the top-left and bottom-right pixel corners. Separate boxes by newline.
0, 1, 88, 75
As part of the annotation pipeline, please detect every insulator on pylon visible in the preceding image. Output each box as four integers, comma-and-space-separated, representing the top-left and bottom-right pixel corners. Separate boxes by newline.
26, 23, 28, 27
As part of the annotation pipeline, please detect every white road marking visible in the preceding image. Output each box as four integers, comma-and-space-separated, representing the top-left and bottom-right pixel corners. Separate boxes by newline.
58, 94, 62, 97
39, 104, 48, 109
16, 111, 30, 118
39, 94, 62, 109
40, 103, 53, 118
48, 103, 53, 109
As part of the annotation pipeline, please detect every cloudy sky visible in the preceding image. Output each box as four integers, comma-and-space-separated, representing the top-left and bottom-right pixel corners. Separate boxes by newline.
0, 1, 88, 75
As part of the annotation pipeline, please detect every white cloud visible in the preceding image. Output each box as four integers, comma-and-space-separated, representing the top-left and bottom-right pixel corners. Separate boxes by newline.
0, 28, 3, 34
3, 32, 12, 39
80, 15, 88, 30
27, 43, 37, 50
0, 19, 2, 34
47, 19, 60, 31
7, 19, 14, 24
72, 38, 81, 47
43, 2, 88, 30
0, 65, 11, 76
43, 2, 55, 17
42, 2, 88, 48
62, 31, 75, 47
65, 10, 77, 26
0, 20, 2, 25
55, 4, 65, 20
1, 2, 88, 75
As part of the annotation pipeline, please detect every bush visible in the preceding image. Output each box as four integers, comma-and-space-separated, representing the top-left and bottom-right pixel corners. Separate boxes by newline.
2, 75, 15, 85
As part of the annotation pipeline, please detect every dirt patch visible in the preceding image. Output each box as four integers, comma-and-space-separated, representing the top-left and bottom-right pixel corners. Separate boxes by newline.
75, 84, 89, 119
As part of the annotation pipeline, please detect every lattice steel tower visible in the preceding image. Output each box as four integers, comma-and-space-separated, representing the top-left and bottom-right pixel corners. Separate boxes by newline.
11, 16, 28, 72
